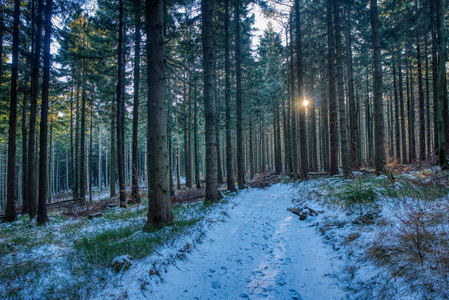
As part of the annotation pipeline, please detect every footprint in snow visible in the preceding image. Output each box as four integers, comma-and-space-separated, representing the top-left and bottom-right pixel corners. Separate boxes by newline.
211, 281, 221, 289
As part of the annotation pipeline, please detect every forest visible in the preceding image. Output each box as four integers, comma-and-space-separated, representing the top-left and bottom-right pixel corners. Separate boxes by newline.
1, 0, 449, 298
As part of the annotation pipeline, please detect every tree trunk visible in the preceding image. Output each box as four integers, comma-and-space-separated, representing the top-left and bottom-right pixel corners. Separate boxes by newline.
430, 0, 438, 151
202, 0, 219, 201
21, 81, 29, 214
185, 72, 192, 189
425, 35, 431, 155
37, 0, 52, 224
89, 98, 93, 204
334, 0, 350, 177
224, 0, 235, 192
295, 0, 308, 180
110, 105, 116, 198
176, 110, 180, 190
393, 57, 401, 161
145, 0, 174, 229
117, 0, 126, 208
235, 0, 245, 189
80, 62, 86, 205
70, 84, 74, 196
436, 0, 448, 168
398, 52, 408, 164
290, 13, 298, 179
216, 94, 224, 185
346, 9, 358, 169
406, 57, 416, 162
417, 38, 426, 161
194, 84, 201, 189
130, 5, 141, 204
370, 0, 385, 172
4, 0, 21, 222
249, 118, 254, 178
0, 12, 3, 87
327, 0, 338, 175
74, 82, 80, 200
27, 0, 44, 219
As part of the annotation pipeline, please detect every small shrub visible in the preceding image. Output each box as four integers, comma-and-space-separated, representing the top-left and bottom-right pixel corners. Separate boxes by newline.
337, 179, 377, 214
281, 176, 291, 184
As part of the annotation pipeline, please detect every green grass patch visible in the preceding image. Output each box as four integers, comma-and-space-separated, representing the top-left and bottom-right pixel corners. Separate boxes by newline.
380, 177, 448, 201
336, 179, 378, 214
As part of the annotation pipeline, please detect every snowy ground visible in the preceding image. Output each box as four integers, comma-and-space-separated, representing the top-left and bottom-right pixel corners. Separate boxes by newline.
98, 184, 346, 300
3, 169, 448, 299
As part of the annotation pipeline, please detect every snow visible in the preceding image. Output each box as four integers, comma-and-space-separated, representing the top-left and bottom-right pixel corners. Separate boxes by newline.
98, 184, 345, 299
3, 170, 446, 299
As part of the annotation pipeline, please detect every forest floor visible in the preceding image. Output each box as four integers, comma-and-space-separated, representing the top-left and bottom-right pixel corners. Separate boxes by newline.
1, 167, 449, 299
98, 183, 345, 300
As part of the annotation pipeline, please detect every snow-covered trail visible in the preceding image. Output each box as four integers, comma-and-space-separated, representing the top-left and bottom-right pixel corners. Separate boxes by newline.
138, 183, 345, 300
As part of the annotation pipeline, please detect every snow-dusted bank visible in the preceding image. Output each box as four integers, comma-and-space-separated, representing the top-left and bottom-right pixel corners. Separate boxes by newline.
99, 184, 346, 299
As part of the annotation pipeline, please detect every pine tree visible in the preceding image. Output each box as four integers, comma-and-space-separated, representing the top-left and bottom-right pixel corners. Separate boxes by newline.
4, 0, 21, 222
371, 0, 385, 172
37, 0, 53, 224
202, 0, 219, 201
144, 0, 174, 229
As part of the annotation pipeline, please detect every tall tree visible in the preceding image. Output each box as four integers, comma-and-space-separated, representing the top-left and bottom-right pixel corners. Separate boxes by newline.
4, 0, 21, 222
327, 0, 338, 175
37, 0, 53, 224
224, 0, 236, 192
295, 0, 308, 180
202, 0, 219, 201
334, 0, 350, 177
436, 0, 448, 168
398, 51, 408, 164
346, 9, 358, 169
370, 0, 385, 172
130, 2, 141, 204
417, 38, 425, 161
235, 0, 245, 189
117, 0, 126, 207
28, 0, 44, 219
0, 9, 3, 88
145, 0, 174, 229
289, 13, 299, 180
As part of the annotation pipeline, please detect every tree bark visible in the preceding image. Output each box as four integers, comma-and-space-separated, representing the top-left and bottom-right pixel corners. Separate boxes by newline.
37, 0, 52, 224
4, 0, 21, 222
346, 9, 358, 169
224, 0, 235, 192
145, 0, 174, 229
334, 0, 350, 177
110, 105, 116, 198
417, 38, 426, 161
393, 57, 401, 161
431, 0, 438, 151
185, 72, 192, 189
327, 0, 338, 175
117, 0, 126, 207
425, 35, 431, 155
398, 51, 408, 164
295, 0, 308, 180
370, 0, 385, 172
27, 0, 44, 219
235, 0, 245, 188
202, 0, 219, 201
290, 12, 298, 179
436, 0, 448, 168
130, 4, 141, 204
